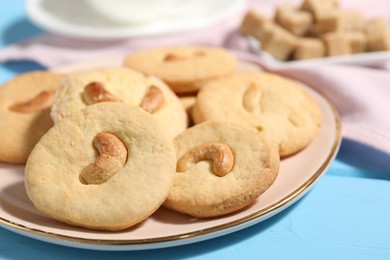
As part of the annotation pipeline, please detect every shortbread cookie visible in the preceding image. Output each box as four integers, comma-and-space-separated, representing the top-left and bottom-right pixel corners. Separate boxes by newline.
25, 102, 176, 231
164, 121, 279, 218
51, 67, 187, 138
192, 72, 322, 157
123, 46, 237, 94
0, 71, 65, 164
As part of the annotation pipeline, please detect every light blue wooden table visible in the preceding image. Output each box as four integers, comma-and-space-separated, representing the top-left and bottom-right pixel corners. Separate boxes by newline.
0, 1, 389, 259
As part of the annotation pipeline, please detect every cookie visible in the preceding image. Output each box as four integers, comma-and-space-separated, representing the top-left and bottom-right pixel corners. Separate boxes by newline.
192, 72, 322, 157
0, 71, 65, 164
179, 95, 197, 127
51, 67, 187, 138
25, 102, 176, 231
123, 46, 237, 94
164, 121, 280, 218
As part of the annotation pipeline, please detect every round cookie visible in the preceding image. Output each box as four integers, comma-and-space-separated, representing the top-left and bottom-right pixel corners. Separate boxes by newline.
25, 102, 176, 231
0, 71, 65, 164
123, 46, 237, 94
192, 71, 322, 157
164, 121, 280, 218
51, 67, 187, 138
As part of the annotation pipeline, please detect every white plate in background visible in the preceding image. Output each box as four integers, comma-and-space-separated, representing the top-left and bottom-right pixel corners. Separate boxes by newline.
248, 36, 390, 69
26, 0, 245, 40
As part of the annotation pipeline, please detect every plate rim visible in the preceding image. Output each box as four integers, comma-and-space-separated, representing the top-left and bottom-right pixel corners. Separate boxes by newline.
0, 58, 342, 250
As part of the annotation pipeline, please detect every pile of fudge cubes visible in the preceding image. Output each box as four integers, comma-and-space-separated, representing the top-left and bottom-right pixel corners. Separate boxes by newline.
240, 0, 390, 61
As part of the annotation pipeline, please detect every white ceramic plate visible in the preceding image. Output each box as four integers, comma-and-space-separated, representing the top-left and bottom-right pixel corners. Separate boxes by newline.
248, 36, 390, 69
0, 58, 341, 251
25, 0, 245, 40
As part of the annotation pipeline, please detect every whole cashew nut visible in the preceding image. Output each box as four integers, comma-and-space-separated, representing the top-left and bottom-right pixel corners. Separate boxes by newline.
9, 90, 55, 113
176, 142, 234, 177
243, 83, 262, 113
82, 82, 119, 105
139, 85, 164, 113
164, 51, 205, 62
80, 132, 127, 185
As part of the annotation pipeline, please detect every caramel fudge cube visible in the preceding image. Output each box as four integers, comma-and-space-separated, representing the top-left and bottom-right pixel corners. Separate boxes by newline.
346, 32, 367, 53
364, 17, 390, 51
275, 5, 313, 36
322, 32, 351, 56
293, 38, 325, 60
262, 23, 298, 60
240, 10, 270, 37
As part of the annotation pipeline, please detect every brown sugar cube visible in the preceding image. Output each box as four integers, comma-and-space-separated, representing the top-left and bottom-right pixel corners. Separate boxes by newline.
322, 32, 351, 56
262, 23, 298, 60
367, 32, 390, 51
314, 9, 363, 35
334, 10, 365, 32
315, 9, 345, 35
314, 9, 340, 34
293, 38, 325, 60
240, 10, 270, 37
364, 17, 388, 35
301, 0, 339, 17
345, 10, 365, 31
275, 5, 313, 36
346, 32, 367, 53
364, 17, 390, 51
256, 21, 276, 47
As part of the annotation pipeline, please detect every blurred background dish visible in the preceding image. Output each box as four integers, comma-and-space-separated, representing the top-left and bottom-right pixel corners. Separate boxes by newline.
26, 0, 245, 40
248, 36, 390, 68
84, 0, 183, 25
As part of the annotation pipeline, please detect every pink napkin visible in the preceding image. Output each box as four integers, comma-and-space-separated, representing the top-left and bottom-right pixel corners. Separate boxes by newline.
1, 0, 390, 156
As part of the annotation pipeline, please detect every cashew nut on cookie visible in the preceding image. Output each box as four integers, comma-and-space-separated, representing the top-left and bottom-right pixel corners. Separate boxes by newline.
176, 142, 234, 177
243, 83, 262, 113
139, 85, 164, 113
82, 82, 120, 104
9, 90, 55, 113
80, 132, 127, 185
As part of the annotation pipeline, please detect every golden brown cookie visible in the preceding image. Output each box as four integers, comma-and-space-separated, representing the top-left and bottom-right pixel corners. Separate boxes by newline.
192, 72, 322, 157
25, 102, 176, 231
164, 121, 280, 218
0, 71, 65, 164
123, 46, 237, 94
51, 67, 187, 138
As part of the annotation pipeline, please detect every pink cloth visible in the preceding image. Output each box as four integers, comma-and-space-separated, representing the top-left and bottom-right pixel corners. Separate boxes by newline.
1, 0, 390, 155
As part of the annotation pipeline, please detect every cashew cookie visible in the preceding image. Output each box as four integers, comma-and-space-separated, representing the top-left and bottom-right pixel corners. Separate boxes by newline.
164, 121, 280, 218
51, 67, 187, 138
0, 71, 65, 163
192, 72, 322, 157
123, 46, 237, 94
25, 102, 176, 231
